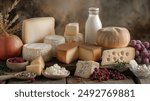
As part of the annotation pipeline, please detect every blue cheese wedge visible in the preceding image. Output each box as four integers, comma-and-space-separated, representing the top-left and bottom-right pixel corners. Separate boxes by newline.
74, 61, 99, 78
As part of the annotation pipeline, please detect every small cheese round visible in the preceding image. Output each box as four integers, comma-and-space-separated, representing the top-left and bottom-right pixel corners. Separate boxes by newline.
23, 43, 52, 62
64, 33, 83, 43
44, 35, 65, 57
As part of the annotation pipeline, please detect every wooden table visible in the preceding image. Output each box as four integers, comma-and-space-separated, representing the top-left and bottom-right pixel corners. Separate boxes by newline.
133, 77, 150, 84
0, 76, 135, 84
0, 59, 142, 84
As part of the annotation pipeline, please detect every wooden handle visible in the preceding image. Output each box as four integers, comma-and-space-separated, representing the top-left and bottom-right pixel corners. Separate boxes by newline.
0, 74, 15, 81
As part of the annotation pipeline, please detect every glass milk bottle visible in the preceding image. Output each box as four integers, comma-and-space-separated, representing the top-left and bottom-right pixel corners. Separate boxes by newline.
85, 7, 102, 44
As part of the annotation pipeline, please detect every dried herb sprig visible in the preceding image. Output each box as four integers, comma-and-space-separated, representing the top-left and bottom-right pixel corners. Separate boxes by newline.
7, 22, 22, 35
114, 61, 129, 72
0, 0, 21, 35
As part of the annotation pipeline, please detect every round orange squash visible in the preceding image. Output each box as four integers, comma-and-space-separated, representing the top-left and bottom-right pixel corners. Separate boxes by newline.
0, 29, 23, 60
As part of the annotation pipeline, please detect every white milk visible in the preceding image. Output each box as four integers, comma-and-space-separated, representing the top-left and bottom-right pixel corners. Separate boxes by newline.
85, 7, 102, 44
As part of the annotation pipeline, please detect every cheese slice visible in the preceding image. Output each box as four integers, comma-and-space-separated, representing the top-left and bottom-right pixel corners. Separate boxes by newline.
22, 17, 55, 44
23, 43, 52, 62
26, 64, 43, 76
31, 56, 45, 69
75, 61, 99, 78
64, 33, 84, 43
56, 42, 78, 64
64, 23, 79, 36
79, 44, 102, 61
101, 47, 135, 65
44, 35, 65, 57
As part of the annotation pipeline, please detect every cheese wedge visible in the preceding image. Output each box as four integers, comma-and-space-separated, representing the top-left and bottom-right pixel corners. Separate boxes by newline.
26, 64, 43, 76
31, 56, 45, 69
22, 17, 55, 44
64, 23, 79, 36
56, 42, 78, 64
75, 61, 99, 78
101, 47, 135, 65
79, 44, 102, 61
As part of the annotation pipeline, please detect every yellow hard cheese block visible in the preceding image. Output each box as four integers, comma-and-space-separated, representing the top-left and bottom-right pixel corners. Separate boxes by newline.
75, 61, 99, 78
56, 42, 78, 64
79, 44, 102, 61
101, 47, 135, 65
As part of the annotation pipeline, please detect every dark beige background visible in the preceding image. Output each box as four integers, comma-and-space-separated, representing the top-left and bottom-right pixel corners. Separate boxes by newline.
0, 0, 150, 40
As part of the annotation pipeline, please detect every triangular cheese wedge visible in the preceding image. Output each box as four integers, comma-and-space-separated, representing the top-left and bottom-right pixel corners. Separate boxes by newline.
26, 64, 43, 76
31, 56, 45, 69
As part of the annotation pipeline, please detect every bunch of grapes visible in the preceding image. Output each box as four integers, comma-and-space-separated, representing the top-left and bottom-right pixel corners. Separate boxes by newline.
108, 69, 126, 80
89, 68, 126, 82
89, 68, 110, 82
130, 40, 150, 64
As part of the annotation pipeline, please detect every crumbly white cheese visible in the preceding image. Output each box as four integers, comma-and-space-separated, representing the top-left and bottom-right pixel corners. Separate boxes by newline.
45, 64, 68, 75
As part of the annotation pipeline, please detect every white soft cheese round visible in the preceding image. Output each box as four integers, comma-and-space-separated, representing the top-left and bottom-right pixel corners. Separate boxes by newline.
23, 43, 52, 62
44, 35, 65, 57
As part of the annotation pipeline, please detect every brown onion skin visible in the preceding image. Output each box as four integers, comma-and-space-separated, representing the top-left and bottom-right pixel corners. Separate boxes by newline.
0, 34, 23, 60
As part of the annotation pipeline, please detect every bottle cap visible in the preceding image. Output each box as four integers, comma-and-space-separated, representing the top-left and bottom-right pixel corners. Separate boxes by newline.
89, 7, 99, 11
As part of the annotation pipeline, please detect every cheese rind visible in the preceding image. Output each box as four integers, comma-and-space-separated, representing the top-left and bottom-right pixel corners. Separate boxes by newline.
23, 43, 52, 62
22, 17, 55, 44
31, 56, 45, 69
44, 35, 65, 57
64, 23, 79, 36
79, 44, 102, 61
64, 33, 84, 43
101, 47, 135, 65
26, 64, 43, 76
74, 61, 99, 78
56, 43, 78, 64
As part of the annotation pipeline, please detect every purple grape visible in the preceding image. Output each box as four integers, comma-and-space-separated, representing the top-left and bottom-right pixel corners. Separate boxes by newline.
135, 50, 140, 57
135, 56, 142, 64
130, 40, 137, 47
136, 40, 142, 44
141, 44, 146, 51
135, 44, 142, 50
141, 49, 149, 58
143, 42, 150, 49
142, 57, 149, 64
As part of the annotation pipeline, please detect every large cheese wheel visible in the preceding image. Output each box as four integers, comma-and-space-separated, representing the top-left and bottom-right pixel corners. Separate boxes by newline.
22, 17, 55, 44
23, 43, 52, 62
96, 27, 130, 48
